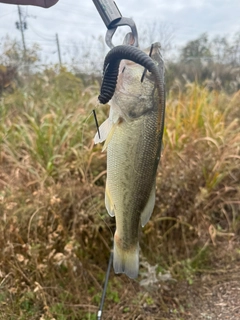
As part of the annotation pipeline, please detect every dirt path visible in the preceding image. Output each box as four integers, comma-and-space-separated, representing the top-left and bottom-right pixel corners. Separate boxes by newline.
104, 240, 240, 320
165, 269, 240, 319
146, 241, 240, 320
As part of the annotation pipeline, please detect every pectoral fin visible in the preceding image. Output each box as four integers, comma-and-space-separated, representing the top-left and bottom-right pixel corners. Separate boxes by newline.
105, 181, 115, 217
94, 118, 111, 144
140, 183, 156, 227
94, 117, 119, 152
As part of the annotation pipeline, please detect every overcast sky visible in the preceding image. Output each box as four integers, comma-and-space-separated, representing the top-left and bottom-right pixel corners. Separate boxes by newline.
0, 0, 240, 65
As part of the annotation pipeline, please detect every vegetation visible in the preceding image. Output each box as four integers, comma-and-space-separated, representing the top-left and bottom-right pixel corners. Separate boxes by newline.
166, 32, 240, 93
0, 35, 239, 319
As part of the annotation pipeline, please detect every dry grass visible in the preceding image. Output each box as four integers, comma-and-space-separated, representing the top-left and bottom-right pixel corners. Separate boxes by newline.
143, 85, 240, 274
0, 70, 239, 319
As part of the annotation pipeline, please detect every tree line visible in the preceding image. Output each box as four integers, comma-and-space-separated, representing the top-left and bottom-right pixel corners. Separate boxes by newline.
166, 32, 240, 93
0, 31, 240, 93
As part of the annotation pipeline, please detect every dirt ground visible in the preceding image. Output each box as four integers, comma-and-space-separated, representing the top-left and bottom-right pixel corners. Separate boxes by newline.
101, 239, 240, 320
162, 268, 240, 319
144, 242, 240, 320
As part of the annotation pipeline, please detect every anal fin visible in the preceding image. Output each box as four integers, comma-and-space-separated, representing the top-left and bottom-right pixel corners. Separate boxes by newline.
140, 182, 156, 227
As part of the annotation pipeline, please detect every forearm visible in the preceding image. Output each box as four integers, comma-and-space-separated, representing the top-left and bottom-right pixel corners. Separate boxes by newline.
0, 0, 58, 7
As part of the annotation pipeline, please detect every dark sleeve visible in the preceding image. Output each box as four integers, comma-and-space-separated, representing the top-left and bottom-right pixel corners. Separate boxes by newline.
0, 0, 59, 7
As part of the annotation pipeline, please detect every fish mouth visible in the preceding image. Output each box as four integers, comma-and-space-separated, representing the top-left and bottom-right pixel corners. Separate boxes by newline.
98, 44, 164, 106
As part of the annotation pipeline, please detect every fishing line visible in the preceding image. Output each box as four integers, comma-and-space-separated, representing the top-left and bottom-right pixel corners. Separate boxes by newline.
92, 109, 101, 139
83, 106, 114, 319
97, 249, 113, 320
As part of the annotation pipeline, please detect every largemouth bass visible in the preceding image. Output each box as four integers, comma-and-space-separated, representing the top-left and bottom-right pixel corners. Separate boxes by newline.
94, 42, 165, 279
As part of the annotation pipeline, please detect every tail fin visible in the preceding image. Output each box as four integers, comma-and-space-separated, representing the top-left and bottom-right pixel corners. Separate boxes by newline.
113, 234, 139, 279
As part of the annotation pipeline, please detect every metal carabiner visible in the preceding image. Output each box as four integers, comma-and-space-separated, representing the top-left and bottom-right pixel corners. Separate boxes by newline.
105, 17, 139, 49
92, 0, 139, 49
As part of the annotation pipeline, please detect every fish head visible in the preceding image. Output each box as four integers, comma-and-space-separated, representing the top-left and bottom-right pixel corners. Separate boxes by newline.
111, 42, 164, 121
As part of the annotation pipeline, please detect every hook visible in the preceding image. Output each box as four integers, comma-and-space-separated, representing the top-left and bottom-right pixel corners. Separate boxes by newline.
141, 44, 154, 83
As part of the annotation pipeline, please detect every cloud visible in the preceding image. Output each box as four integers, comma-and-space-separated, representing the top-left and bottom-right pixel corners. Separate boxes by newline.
0, 0, 239, 64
